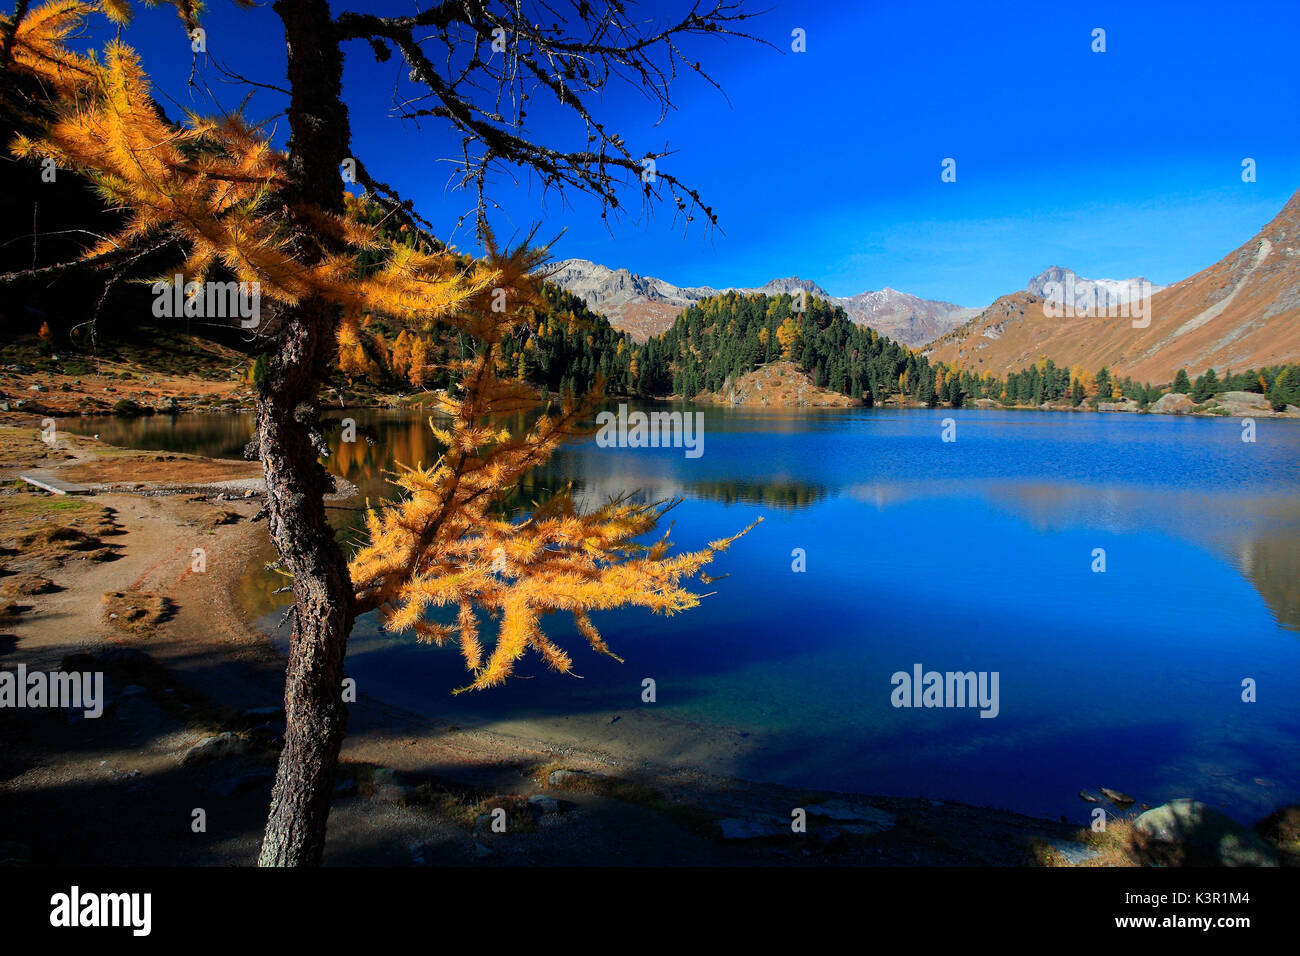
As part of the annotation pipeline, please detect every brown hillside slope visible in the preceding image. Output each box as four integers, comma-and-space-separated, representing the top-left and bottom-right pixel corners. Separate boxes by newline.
925, 189, 1300, 383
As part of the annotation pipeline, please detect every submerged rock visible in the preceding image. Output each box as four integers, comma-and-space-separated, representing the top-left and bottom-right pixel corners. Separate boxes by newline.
818, 822, 896, 842
1100, 787, 1135, 808
717, 816, 785, 840
1134, 799, 1278, 867
804, 800, 897, 830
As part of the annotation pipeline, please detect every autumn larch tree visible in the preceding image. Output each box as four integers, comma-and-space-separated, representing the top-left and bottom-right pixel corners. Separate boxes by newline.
1, 0, 762, 865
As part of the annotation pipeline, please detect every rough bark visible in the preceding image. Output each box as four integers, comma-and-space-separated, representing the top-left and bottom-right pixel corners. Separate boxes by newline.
257, 0, 354, 867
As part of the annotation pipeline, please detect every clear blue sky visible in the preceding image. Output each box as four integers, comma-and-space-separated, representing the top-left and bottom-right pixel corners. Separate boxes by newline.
98, 0, 1299, 307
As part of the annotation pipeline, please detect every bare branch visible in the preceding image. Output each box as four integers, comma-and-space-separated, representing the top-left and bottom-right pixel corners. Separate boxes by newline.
0, 233, 180, 286
335, 1, 770, 232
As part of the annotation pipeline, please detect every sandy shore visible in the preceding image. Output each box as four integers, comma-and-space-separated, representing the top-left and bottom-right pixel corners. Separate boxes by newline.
4, 418, 1249, 867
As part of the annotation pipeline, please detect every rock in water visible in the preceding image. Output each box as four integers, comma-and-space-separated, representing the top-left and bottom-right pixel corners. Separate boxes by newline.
717, 816, 785, 840
1134, 800, 1278, 867
1100, 787, 1135, 808
1079, 790, 1102, 803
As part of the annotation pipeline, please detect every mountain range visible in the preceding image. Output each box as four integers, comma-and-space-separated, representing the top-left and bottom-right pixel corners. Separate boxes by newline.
545, 259, 977, 347
926, 189, 1300, 381
550, 186, 1300, 383
1026, 266, 1165, 306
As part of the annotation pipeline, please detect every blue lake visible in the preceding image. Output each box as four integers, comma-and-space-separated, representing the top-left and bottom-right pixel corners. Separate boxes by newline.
77, 405, 1300, 824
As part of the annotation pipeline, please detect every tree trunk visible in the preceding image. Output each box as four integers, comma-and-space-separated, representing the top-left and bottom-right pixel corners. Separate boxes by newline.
255, 316, 354, 866
258, 0, 354, 867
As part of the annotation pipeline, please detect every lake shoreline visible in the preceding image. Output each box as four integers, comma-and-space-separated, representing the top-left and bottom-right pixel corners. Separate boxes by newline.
5, 362, 1299, 427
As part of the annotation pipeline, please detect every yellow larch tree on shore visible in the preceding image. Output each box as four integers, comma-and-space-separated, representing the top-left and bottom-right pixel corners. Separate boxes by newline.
2, 0, 760, 865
